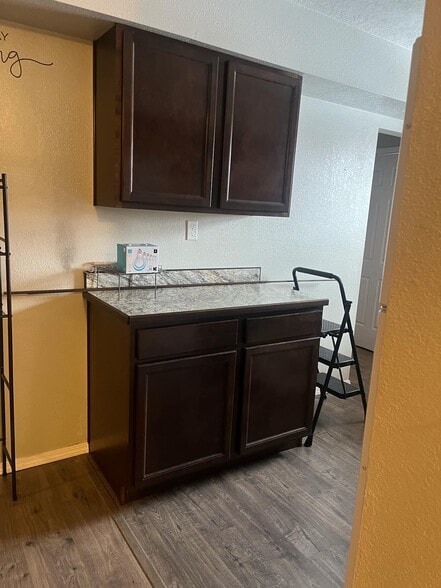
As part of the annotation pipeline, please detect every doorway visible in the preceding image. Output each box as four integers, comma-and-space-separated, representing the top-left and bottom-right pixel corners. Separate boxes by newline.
355, 132, 401, 351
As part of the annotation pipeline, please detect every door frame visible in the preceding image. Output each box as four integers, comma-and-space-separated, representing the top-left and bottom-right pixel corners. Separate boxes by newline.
355, 142, 401, 350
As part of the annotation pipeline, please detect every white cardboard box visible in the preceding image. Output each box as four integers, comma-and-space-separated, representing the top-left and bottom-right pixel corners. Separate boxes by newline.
117, 243, 159, 274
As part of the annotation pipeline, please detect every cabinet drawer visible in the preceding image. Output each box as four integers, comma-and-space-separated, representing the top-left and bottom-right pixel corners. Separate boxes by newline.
136, 320, 238, 361
245, 311, 321, 345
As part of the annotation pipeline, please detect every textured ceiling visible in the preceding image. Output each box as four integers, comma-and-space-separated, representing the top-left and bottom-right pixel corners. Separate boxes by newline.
289, 0, 425, 48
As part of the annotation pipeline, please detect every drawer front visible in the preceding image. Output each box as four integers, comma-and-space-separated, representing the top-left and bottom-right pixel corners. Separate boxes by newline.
136, 320, 238, 361
246, 310, 321, 345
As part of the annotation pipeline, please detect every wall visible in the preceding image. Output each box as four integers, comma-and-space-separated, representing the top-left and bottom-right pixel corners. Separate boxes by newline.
54, 0, 411, 102
0, 20, 401, 463
347, 0, 441, 585
0, 22, 92, 463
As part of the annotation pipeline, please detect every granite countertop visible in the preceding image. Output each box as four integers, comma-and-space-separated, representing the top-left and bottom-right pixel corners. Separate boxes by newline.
85, 281, 328, 320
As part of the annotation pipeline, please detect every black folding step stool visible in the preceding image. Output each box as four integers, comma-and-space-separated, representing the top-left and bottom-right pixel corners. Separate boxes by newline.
292, 267, 367, 447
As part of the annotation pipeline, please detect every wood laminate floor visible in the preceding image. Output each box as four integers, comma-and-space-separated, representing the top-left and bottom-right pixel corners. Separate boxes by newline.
0, 457, 151, 587
1, 349, 372, 588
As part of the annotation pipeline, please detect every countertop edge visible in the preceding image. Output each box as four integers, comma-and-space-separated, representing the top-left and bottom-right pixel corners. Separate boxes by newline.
129, 300, 328, 327
84, 285, 328, 326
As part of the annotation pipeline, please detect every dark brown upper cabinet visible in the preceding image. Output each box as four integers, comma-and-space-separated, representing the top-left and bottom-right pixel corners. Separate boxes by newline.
121, 29, 219, 208
220, 61, 301, 215
94, 25, 302, 216
95, 25, 219, 210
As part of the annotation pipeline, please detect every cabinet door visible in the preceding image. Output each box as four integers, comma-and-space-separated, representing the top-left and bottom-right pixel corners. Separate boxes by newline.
240, 339, 318, 455
135, 352, 236, 487
220, 61, 301, 215
121, 29, 220, 208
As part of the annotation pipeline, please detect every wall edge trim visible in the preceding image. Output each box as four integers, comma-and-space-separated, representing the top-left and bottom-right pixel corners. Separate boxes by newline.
7, 442, 89, 473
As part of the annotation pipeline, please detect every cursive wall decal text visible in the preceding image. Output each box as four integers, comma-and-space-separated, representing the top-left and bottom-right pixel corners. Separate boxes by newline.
0, 30, 54, 79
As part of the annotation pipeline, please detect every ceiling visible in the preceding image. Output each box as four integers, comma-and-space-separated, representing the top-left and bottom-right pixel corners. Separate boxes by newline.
1, 0, 426, 48
288, 0, 425, 48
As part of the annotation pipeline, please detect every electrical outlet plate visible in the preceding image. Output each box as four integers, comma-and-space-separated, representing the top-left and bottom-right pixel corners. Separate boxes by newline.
186, 220, 198, 241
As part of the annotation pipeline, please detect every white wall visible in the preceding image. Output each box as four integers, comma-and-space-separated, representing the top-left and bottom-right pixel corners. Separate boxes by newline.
290, 98, 401, 308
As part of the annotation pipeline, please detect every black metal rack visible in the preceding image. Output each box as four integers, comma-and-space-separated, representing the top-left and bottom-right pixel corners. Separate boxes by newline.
0, 173, 17, 500
293, 267, 367, 448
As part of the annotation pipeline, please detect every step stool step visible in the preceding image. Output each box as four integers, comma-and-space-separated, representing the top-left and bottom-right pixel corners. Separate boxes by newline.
321, 319, 349, 336
318, 346, 355, 367
316, 372, 361, 399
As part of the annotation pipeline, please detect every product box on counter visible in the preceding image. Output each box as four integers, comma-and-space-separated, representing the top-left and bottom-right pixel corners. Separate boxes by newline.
117, 243, 159, 274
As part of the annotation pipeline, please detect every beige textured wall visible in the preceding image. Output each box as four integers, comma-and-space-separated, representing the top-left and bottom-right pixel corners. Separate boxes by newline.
1, 22, 92, 460
348, 0, 441, 585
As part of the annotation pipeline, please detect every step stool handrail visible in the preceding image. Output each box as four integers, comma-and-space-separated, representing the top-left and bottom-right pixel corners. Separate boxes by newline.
292, 266, 351, 309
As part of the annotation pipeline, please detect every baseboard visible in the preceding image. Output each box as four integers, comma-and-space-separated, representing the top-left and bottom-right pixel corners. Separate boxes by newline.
6, 442, 89, 473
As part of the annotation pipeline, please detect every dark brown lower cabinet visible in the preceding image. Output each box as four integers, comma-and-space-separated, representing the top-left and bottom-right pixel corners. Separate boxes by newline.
241, 339, 318, 455
135, 352, 236, 488
87, 299, 324, 503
